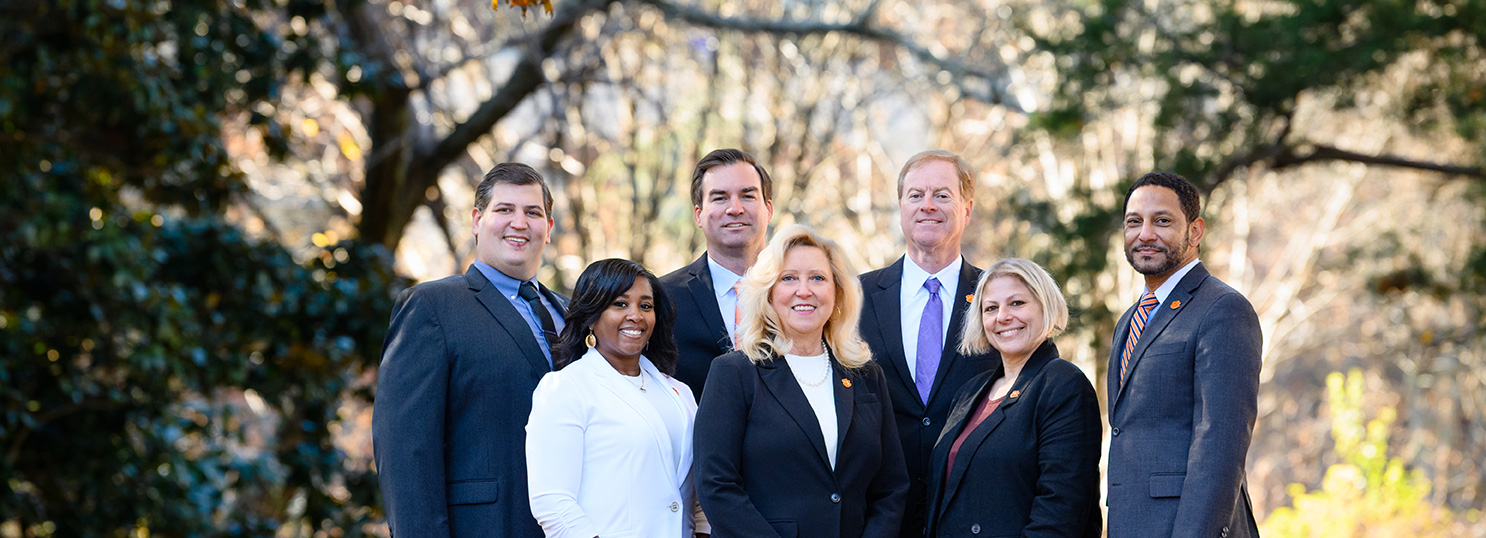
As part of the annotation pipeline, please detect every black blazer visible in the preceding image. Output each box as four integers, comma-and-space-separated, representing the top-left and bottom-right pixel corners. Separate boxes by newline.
1105, 263, 1262, 538
694, 349, 910, 538
373, 266, 568, 538
858, 256, 998, 537
660, 253, 733, 400
925, 341, 1102, 538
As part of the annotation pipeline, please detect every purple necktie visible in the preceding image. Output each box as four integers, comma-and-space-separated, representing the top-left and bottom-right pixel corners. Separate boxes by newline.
915, 277, 943, 403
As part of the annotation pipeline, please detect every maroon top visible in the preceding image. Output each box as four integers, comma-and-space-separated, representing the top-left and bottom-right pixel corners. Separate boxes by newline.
944, 392, 1006, 482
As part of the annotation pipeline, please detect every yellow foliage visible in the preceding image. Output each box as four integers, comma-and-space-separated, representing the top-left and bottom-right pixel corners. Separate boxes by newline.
1260, 369, 1455, 537
492, 0, 553, 15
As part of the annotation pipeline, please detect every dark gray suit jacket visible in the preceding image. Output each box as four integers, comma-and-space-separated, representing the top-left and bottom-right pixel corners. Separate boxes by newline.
858, 257, 997, 538
1105, 263, 1262, 538
660, 253, 734, 400
373, 266, 567, 538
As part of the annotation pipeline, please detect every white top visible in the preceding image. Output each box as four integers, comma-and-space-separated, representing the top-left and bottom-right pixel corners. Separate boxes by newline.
899, 255, 962, 379
785, 351, 839, 468
633, 368, 687, 467
526, 349, 709, 537
1144, 258, 1203, 304
707, 255, 745, 342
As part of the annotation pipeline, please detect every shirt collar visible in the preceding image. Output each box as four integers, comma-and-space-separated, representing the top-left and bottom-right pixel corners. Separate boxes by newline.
472, 259, 532, 298
902, 254, 963, 294
1146, 258, 1202, 304
707, 254, 745, 299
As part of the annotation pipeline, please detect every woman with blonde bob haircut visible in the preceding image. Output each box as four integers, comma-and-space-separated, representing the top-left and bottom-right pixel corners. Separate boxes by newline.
695, 224, 909, 538
924, 258, 1102, 538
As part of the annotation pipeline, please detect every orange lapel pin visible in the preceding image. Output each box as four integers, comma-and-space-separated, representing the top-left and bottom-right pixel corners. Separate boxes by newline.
1170, 300, 1182, 309
842, 378, 852, 388
1009, 390, 1021, 399
965, 294, 974, 304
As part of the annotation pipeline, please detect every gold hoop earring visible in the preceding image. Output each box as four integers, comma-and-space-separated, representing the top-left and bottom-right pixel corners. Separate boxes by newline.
585, 331, 597, 348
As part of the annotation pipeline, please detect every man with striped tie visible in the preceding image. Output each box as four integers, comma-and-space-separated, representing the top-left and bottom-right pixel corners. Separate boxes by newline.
1106, 172, 1263, 538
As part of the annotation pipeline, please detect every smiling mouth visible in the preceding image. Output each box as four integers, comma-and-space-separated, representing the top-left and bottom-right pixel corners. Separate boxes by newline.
791, 305, 817, 313
503, 236, 530, 245
996, 327, 1024, 337
722, 222, 749, 229
916, 218, 943, 224
619, 329, 644, 337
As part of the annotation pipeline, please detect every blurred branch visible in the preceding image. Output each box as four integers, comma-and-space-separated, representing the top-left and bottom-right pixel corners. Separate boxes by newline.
1271, 144, 1486, 179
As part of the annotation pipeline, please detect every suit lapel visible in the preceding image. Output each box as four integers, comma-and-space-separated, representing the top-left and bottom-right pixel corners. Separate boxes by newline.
870, 258, 918, 407
927, 373, 990, 516
683, 254, 732, 350
926, 260, 982, 405
830, 355, 854, 475
1110, 264, 1210, 412
584, 352, 681, 487
466, 267, 550, 376
940, 342, 1056, 512
1107, 304, 1136, 413
759, 357, 832, 468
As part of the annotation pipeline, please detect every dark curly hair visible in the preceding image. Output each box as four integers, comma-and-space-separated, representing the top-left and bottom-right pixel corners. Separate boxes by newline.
553, 258, 678, 375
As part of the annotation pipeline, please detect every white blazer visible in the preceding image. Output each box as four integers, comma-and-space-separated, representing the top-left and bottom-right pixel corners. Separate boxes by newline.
526, 349, 709, 538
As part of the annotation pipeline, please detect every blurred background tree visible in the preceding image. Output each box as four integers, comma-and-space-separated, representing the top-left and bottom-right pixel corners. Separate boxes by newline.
3, 0, 1483, 535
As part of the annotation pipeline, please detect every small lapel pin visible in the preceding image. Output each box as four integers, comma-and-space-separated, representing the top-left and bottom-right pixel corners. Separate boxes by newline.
1009, 390, 1021, 399
842, 378, 852, 388
1170, 300, 1182, 309
965, 294, 974, 304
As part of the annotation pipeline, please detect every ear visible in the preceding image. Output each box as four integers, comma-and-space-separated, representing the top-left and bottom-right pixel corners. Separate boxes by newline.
963, 198, 974, 218
763, 199, 775, 221
1188, 216, 1205, 247
471, 208, 482, 238
693, 205, 703, 228
544, 217, 555, 244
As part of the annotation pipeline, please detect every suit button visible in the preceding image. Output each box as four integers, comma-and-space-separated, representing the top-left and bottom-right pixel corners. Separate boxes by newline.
830, 493, 842, 504
1221, 526, 1229, 537
970, 523, 981, 534
669, 501, 680, 512
922, 417, 932, 427
1111, 427, 1120, 436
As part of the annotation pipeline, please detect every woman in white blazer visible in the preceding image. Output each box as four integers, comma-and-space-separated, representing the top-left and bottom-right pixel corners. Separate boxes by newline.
527, 259, 710, 538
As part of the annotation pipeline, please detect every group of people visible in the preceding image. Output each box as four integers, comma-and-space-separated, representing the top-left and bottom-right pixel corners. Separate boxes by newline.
372, 149, 1264, 538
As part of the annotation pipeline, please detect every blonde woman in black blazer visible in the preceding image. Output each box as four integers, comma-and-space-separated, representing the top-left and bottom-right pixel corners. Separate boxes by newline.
925, 259, 1101, 538
695, 225, 909, 538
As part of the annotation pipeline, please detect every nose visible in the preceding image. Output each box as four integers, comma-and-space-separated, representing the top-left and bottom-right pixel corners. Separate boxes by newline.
725, 195, 745, 215
1136, 222, 1158, 243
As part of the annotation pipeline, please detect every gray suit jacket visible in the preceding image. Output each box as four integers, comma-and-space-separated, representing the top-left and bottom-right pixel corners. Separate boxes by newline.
1105, 263, 1262, 538
373, 266, 568, 538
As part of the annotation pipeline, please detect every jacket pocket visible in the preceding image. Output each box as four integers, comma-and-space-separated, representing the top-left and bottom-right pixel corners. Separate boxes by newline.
447, 478, 500, 505
767, 519, 798, 537
1149, 472, 1185, 498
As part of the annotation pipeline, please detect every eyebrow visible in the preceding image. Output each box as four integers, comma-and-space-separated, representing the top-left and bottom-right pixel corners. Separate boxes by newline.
709, 186, 760, 196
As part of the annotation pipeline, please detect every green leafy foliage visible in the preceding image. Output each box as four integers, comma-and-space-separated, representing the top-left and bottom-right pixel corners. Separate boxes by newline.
0, 0, 402, 534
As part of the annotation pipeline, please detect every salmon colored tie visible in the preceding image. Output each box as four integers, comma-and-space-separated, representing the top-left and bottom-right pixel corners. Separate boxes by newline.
1120, 291, 1160, 388
732, 282, 742, 347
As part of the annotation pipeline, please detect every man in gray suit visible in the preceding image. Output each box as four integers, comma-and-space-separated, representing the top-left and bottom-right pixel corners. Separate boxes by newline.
1106, 171, 1262, 538
374, 163, 567, 537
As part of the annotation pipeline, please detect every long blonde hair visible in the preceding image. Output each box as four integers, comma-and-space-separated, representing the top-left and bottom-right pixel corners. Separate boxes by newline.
735, 224, 873, 368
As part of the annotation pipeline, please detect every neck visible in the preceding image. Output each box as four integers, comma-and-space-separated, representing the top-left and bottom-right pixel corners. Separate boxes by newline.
907, 247, 959, 275
709, 245, 760, 277
788, 335, 826, 356
1142, 257, 1196, 292
1000, 347, 1034, 381
482, 258, 538, 283
601, 351, 642, 376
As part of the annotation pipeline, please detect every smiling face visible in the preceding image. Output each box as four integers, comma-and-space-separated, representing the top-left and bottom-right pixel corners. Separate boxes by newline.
768, 245, 836, 348
980, 276, 1046, 363
590, 277, 656, 363
899, 159, 972, 260
472, 183, 553, 282
1123, 185, 1203, 281
694, 162, 774, 255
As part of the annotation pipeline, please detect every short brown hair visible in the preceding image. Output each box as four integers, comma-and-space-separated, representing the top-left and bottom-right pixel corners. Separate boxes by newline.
896, 149, 976, 201
690, 149, 774, 208
475, 162, 553, 216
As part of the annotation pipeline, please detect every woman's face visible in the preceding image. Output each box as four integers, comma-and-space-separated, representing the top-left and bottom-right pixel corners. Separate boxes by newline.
590, 277, 656, 363
769, 246, 836, 346
979, 276, 1045, 362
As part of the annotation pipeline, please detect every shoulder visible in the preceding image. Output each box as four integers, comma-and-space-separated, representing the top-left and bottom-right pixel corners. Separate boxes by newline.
1038, 358, 1096, 393
711, 350, 758, 372
659, 256, 704, 286
1188, 273, 1259, 321
403, 273, 471, 297
858, 265, 893, 286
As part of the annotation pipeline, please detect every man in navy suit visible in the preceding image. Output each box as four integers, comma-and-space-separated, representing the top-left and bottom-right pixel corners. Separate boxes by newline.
661, 149, 774, 399
1106, 172, 1263, 538
373, 163, 568, 537
858, 150, 997, 538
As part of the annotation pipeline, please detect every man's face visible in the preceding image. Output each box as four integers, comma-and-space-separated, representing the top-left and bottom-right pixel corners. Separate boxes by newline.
472, 183, 552, 282
1123, 185, 1202, 277
899, 160, 972, 256
694, 162, 773, 252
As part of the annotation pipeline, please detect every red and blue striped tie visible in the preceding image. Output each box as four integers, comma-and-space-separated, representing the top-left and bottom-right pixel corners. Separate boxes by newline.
1120, 292, 1160, 387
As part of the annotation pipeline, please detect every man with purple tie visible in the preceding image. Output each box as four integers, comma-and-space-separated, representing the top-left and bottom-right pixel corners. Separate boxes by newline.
858, 150, 998, 538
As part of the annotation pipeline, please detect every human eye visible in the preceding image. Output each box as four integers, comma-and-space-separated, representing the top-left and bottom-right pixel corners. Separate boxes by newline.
781, 274, 796, 282
983, 304, 997, 313
639, 301, 654, 311
1155, 216, 1172, 225
1124, 216, 1140, 227
495, 206, 513, 214
612, 300, 628, 309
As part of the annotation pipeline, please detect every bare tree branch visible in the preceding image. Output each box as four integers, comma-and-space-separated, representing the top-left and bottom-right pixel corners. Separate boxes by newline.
1273, 143, 1486, 178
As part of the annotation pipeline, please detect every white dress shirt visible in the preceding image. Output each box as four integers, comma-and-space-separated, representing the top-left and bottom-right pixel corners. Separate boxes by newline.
785, 351, 838, 469
899, 255, 962, 379
1146, 258, 1203, 305
707, 255, 745, 342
